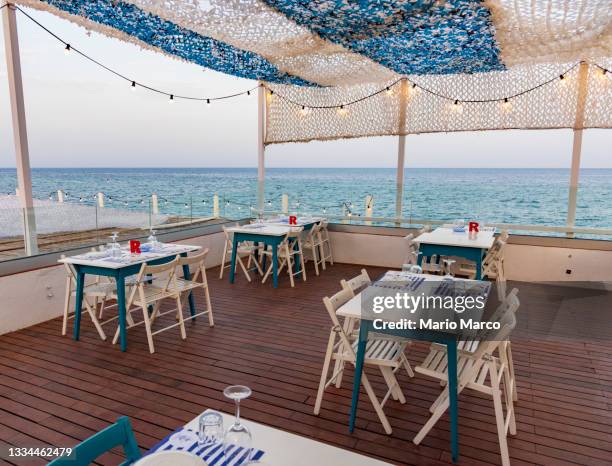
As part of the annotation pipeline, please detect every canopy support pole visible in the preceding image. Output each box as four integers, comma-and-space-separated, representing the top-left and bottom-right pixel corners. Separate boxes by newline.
3, 4, 38, 255
395, 79, 408, 226
257, 83, 266, 215
566, 62, 589, 238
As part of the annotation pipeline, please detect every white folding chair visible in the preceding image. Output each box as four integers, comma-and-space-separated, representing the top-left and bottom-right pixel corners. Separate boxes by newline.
61, 257, 113, 340
302, 223, 325, 275
261, 227, 306, 287
173, 249, 214, 327
112, 256, 186, 353
431, 288, 520, 402
219, 224, 262, 281
314, 287, 413, 435
414, 296, 519, 466
318, 219, 334, 267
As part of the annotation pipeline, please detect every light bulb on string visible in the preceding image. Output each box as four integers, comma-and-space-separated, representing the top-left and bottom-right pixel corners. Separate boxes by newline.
247, 90, 251, 98
206, 99, 211, 107
385, 86, 394, 97
501, 97, 512, 112
299, 105, 311, 117
452, 99, 463, 114
131, 81, 136, 91
64, 44, 71, 55
337, 105, 348, 117
169, 94, 174, 103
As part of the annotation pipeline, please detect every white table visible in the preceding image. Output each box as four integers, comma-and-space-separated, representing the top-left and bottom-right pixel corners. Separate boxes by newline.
225, 225, 297, 288
59, 243, 200, 351
337, 271, 491, 464
183, 411, 392, 466
415, 227, 495, 280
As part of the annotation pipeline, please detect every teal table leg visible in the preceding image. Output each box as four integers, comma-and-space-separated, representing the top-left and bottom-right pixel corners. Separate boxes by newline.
116, 274, 128, 352
475, 249, 484, 280
229, 237, 238, 283
73, 268, 85, 341
272, 245, 279, 288
181, 252, 196, 318
447, 339, 459, 462
349, 321, 369, 432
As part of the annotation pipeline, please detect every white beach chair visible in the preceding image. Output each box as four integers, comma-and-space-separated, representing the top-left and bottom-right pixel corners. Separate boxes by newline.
61, 256, 113, 340
112, 256, 186, 353
414, 295, 519, 466
219, 224, 262, 281
314, 287, 413, 435
261, 227, 306, 287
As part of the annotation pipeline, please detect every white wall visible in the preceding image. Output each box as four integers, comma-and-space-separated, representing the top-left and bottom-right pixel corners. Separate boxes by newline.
0, 232, 225, 335
328, 231, 612, 282
2, 229, 612, 335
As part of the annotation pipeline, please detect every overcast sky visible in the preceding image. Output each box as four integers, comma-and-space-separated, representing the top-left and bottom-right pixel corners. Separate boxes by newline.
1, 7, 610, 169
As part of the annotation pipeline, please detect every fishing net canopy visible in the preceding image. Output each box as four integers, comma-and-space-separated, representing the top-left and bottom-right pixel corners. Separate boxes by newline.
16, 0, 612, 144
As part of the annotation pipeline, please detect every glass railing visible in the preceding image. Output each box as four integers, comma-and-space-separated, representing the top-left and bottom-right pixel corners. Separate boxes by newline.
1, 187, 611, 262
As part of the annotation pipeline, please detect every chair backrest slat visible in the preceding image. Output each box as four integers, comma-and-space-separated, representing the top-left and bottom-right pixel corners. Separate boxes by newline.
48, 417, 141, 465
340, 269, 371, 295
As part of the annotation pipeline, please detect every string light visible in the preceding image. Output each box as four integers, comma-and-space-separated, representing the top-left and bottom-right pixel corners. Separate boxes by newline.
11, 5, 603, 116
131, 80, 136, 90
206, 99, 211, 106
169, 94, 174, 103
385, 86, 394, 96
501, 97, 512, 112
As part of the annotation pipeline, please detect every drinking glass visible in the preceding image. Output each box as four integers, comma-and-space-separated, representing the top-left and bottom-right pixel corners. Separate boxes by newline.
223, 385, 252, 464
109, 232, 121, 258
199, 411, 224, 446
409, 265, 423, 274
168, 429, 199, 450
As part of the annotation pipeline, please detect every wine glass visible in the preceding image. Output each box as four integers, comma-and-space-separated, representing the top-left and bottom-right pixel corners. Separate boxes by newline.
109, 232, 121, 257
223, 385, 252, 464
443, 258, 456, 278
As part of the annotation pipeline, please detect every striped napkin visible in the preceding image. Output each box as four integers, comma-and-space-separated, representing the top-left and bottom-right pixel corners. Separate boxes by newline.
146, 428, 265, 466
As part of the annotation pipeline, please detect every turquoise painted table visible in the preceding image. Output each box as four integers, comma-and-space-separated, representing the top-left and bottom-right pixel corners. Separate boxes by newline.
336, 271, 492, 464
228, 219, 321, 288
59, 244, 200, 352
416, 227, 496, 280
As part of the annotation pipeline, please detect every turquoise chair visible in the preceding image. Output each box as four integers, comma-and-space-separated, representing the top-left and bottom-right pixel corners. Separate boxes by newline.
49, 416, 141, 465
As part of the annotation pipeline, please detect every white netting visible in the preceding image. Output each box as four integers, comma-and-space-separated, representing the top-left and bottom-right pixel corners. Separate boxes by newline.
125, 0, 397, 86
265, 62, 612, 144
487, 0, 612, 66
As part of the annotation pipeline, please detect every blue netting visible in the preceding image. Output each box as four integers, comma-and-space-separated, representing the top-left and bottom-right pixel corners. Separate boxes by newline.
262, 0, 504, 75
39, 0, 316, 86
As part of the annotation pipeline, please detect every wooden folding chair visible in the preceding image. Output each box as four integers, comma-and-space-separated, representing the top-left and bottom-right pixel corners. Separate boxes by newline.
314, 287, 413, 435
61, 258, 113, 340
318, 219, 334, 267
219, 224, 262, 281
174, 249, 214, 327
414, 299, 519, 466
112, 256, 186, 353
302, 223, 325, 275
262, 227, 306, 287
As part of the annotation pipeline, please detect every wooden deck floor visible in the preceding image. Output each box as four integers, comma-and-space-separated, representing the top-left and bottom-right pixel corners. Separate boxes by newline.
0, 263, 610, 465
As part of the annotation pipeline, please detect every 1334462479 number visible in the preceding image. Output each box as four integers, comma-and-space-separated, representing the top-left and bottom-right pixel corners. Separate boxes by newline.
4, 446, 73, 459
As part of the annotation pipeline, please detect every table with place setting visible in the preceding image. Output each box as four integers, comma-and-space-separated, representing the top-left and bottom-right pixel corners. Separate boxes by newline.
337, 270, 492, 464
59, 235, 201, 352
226, 217, 321, 288
415, 225, 496, 280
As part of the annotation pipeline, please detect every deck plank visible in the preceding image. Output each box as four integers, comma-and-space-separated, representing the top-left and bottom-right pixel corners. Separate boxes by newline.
0, 263, 610, 466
